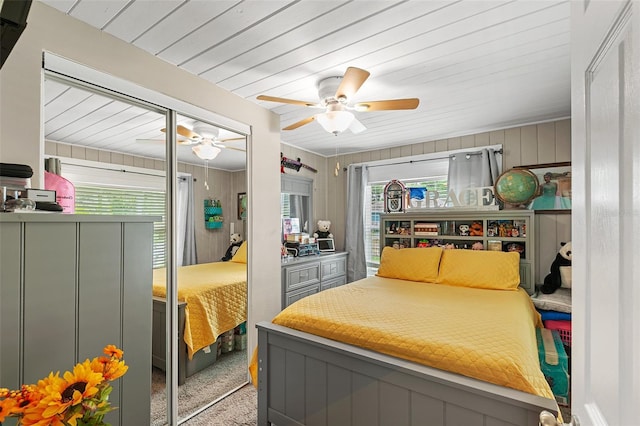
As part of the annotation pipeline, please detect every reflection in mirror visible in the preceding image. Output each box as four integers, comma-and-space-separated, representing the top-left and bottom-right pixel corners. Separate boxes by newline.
43, 76, 248, 425
149, 115, 248, 424
281, 175, 313, 241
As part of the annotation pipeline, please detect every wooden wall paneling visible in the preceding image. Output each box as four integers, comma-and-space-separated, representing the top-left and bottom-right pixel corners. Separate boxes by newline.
86, 148, 100, 162
411, 142, 424, 156
448, 136, 462, 150
474, 132, 490, 147
537, 122, 557, 164
0, 223, 21, 388
45, 140, 57, 156
423, 140, 436, 153
78, 222, 123, 426
77, 223, 122, 360
57, 143, 72, 157
23, 222, 77, 383
555, 119, 571, 162
503, 127, 522, 170
520, 125, 539, 165
400, 145, 413, 158
489, 129, 505, 146
99, 150, 112, 164
71, 144, 85, 159
121, 222, 153, 426
390, 146, 403, 159
110, 152, 124, 165
460, 135, 476, 149
435, 139, 448, 152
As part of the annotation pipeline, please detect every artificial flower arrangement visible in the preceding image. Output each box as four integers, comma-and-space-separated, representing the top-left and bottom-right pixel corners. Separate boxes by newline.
0, 345, 127, 426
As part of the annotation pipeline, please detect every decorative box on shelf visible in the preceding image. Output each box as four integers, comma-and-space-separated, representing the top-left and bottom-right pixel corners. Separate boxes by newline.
204, 199, 223, 229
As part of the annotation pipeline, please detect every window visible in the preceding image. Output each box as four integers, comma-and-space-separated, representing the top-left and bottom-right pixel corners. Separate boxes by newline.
61, 161, 167, 268
365, 176, 448, 276
74, 185, 167, 268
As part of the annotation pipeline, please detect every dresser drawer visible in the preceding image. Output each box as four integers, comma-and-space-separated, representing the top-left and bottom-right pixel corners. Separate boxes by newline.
285, 284, 320, 307
283, 262, 320, 291
320, 256, 347, 281
320, 275, 347, 291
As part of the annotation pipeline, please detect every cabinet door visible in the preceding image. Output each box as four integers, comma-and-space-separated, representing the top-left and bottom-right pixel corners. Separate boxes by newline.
321, 256, 346, 281
285, 284, 321, 307
284, 262, 321, 291
321, 276, 347, 291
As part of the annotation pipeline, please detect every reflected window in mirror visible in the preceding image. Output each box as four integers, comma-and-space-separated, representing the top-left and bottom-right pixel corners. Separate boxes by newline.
281, 175, 313, 241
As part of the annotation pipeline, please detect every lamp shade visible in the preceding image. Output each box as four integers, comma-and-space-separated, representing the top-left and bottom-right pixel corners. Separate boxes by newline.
316, 110, 355, 135
192, 144, 221, 160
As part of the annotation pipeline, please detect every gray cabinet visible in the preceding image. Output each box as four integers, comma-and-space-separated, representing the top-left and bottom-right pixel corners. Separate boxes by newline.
380, 210, 535, 294
281, 252, 348, 308
0, 214, 157, 426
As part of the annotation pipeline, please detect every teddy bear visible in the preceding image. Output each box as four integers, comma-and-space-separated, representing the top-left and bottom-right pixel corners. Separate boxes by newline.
221, 233, 243, 261
313, 220, 333, 239
540, 241, 572, 294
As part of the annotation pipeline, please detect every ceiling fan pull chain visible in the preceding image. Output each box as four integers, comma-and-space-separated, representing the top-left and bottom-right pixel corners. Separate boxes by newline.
204, 160, 209, 190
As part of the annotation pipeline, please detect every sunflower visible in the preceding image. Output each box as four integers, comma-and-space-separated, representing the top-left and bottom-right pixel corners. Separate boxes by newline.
103, 344, 123, 360
91, 356, 128, 382
0, 396, 18, 422
34, 360, 103, 419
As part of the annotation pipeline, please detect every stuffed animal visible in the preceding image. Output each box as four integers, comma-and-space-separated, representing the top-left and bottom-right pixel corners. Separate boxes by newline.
221, 233, 243, 261
540, 241, 572, 294
313, 220, 333, 239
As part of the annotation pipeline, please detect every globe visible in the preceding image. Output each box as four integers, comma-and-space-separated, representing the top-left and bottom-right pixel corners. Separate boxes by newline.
494, 168, 540, 205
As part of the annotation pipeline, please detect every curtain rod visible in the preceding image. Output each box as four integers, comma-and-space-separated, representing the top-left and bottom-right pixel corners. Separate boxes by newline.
364, 148, 503, 170
57, 161, 197, 181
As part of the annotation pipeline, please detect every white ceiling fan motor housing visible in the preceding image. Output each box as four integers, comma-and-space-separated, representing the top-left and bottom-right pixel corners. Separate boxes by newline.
317, 76, 346, 107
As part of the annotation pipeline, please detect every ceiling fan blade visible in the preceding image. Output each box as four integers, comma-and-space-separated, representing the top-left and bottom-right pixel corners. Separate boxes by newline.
335, 67, 370, 100
257, 95, 319, 107
161, 125, 201, 140
354, 98, 419, 111
283, 116, 316, 130
349, 118, 366, 134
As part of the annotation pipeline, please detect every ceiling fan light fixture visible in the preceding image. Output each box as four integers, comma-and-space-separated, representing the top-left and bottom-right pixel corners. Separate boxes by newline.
316, 110, 355, 135
192, 144, 221, 160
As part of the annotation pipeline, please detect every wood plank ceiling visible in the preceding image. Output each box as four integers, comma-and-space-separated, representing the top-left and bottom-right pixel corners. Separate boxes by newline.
39, 0, 570, 165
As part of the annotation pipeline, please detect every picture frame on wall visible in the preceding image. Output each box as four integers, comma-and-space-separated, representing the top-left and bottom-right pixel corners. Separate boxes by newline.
237, 192, 247, 220
516, 162, 571, 213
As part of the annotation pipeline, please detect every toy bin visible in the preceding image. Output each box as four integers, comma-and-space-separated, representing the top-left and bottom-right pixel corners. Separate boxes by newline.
536, 328, 570, 406
544, 319, 572, 347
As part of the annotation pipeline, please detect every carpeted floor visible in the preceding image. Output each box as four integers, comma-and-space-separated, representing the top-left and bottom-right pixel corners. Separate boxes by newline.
151, 350, 250, 425
181, 384, 257, 425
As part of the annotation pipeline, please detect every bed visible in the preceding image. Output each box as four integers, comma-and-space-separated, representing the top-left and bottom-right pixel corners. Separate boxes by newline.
255, 247, 560, 425
152, 243, 247, 385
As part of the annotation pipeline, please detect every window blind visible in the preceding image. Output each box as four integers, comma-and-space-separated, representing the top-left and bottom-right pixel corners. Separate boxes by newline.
74, 185, 166, 268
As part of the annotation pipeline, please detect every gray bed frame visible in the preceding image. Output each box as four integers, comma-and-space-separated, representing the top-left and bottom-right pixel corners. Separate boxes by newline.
257, 322, 558, 426
152, 297, 219, 385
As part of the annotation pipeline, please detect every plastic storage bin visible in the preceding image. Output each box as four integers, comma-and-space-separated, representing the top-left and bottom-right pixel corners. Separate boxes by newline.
544, 319, 571, 346
537, 328, 570, 406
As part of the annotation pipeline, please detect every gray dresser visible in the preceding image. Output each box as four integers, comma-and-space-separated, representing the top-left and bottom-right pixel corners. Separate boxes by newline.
281, 252, 348, 308
0, 213, 157, 426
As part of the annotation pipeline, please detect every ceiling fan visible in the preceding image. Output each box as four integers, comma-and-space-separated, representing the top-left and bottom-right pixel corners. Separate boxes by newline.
257, 67, 419, 135
138, 123, 245, 160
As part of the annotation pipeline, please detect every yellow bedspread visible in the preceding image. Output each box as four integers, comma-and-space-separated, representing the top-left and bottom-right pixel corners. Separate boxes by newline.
271, 276, 553, 399
153, 262, 247, 359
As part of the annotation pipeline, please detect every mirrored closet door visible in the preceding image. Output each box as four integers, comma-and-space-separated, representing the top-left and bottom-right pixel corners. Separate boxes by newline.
43, 73, 248, 426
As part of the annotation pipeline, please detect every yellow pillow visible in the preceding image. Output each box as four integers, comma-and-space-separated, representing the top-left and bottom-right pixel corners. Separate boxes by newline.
435, 249, 520, 290
230, 241, 247, 263
376, 246, 443, 283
